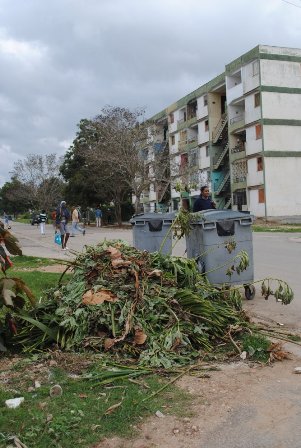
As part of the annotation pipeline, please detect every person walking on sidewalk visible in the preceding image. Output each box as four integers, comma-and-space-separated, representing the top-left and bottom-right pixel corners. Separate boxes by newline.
71, 206, 85, 236
39, 209, 47, 235
95, 206, 102, 227
55, 201, 71, 250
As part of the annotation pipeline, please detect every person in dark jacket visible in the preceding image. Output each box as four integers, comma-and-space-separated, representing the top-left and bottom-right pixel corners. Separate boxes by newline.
55, 201, 71, 250
193, 186, 216, 212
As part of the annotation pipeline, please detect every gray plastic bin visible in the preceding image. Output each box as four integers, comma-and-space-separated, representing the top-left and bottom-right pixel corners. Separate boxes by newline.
186, 210, 255, 298
130, 213, 175, 255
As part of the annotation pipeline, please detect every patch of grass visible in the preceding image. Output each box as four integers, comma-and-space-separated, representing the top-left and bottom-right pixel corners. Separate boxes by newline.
0, 365, 192, 448
10, 255, 60, 269
241, 333, 270, 362
253, 225, 301, 233
4, 271, 71, 299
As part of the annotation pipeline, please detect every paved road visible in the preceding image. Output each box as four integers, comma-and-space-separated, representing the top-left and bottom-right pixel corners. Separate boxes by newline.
8, 222, 301, 330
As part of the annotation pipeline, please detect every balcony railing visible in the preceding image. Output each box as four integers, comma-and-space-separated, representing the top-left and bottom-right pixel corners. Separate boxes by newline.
230, 115, 244, 125
231, 144, 245, 153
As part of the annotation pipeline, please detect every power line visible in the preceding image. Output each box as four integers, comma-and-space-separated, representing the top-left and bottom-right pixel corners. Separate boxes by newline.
281, 0, 301, 8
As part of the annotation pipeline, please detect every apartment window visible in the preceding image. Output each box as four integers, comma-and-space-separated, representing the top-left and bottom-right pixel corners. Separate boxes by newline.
258, 188, 265, 204
169, 113, 174, 124
252, 60, 259, 77
180, 153, 188, 169
257, 156, 263, 171
205, 145, 209, 157
171, 135, 175, 145
203, 94, 208, 106
254, 92, 260, 108
255, 124, 262, 140
205, 120, 209, 132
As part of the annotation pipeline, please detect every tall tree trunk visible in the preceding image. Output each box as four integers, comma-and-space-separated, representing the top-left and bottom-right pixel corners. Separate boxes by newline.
114, 200, 122, 226
134, 194, 142, 215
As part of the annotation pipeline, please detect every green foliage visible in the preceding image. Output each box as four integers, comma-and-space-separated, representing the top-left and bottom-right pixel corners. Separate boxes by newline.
241, 333, 270, 362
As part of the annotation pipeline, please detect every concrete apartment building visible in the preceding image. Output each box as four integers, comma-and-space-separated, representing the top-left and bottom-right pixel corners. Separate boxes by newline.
143, 45, 301, 219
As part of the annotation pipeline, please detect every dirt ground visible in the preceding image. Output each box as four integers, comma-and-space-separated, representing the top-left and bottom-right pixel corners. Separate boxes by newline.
98, 355, 301, 448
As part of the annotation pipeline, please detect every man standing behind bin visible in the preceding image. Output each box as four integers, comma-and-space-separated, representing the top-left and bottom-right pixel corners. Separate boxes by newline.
56, 201, 71, 250
193, 186, 216, 212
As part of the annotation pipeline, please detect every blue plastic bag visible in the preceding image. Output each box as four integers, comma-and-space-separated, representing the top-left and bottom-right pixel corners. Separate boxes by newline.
54, 233, 61, 245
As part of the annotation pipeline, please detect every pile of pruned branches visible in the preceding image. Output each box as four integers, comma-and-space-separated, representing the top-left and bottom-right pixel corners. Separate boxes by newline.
4, 239, 293, 367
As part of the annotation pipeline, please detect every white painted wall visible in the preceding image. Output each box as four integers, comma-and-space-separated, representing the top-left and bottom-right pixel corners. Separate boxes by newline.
260, 60, 301, 88
249, 189, 265, 217
262, 92, 301, 119
265, 157, 301, 216
247, 158, 264, 187
264, 125, 301, 151
242, 60, 260, 93
226, 82, 243, 104
199, 145, 210, 169
244, 93, 261, 124
245, 125, 263, 156
197, 95, 208, 120
198, 121, 209, 145
169, 132, 180, 155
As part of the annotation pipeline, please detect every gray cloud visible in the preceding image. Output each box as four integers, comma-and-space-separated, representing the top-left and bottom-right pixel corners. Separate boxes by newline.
1, 0, 301, 184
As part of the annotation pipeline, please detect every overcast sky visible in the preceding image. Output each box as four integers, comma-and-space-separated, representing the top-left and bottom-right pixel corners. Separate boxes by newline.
1, 0, 301, 185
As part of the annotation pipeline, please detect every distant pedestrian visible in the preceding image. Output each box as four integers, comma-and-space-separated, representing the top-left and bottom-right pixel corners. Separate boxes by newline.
39, 209, 47, 235
55, 201, 71, 250
71, 206, 85, 236
51, 209, 57, 229
3, 212, 11, 230
95, 206, 102, 227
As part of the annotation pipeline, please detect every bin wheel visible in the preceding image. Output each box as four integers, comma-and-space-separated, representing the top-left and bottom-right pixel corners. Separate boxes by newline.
244, 284, 255, 300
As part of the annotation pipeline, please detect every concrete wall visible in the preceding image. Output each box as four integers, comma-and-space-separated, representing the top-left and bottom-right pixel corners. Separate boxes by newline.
249, 189, 265, 217
198, 121, 209, 145
260, 60, 301, 88
262, 92, 301, 119
265, 157, 301, 216
197, 95, 208, 120
245, 93, 261, 124
242, 60, 260, 93
199, 144, 210, 169
247, 158, 264, 187
263, 125, 301, 151
245, 125, 263, 156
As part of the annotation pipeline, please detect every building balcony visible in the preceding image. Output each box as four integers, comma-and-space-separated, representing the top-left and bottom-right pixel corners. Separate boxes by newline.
230, 145, 246, 162
232, 176, 247, 192
227, 82, 243, 104
177, 115, 198, 132
229, 115, 245, 132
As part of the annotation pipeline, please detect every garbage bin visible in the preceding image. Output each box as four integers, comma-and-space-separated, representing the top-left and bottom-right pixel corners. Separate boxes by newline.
130, 213, 175, 255
186, 210, 255, 299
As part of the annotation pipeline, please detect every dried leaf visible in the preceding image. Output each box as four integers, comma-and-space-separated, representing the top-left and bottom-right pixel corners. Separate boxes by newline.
82, 289, 118, 305
134, 328, 147, 345
268, 342, 291, 362
107, 246, 122, 259
104, 400, 123, 415
104, 338, 115, 350
147, 269, 162, 278
111, 259, 132, 268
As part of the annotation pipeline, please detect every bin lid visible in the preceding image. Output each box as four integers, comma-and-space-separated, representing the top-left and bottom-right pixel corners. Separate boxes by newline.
191, 209, 253, 223
130, 212, 175, 224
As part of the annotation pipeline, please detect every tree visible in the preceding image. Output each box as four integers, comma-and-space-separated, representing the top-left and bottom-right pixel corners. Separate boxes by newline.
11, 154, 65, 211
74, 106, 171, 214
0, 177, 31, 215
